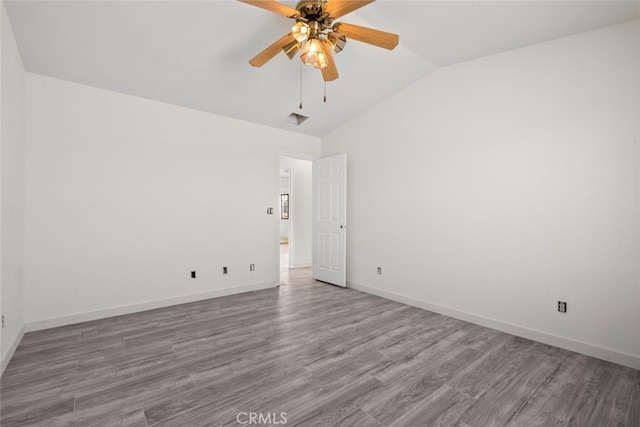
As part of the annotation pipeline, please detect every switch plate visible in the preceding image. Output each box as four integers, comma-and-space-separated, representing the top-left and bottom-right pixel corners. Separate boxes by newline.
558, 301, 567, 313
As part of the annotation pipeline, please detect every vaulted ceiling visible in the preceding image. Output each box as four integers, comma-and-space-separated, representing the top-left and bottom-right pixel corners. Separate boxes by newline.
5, 1, 640, 137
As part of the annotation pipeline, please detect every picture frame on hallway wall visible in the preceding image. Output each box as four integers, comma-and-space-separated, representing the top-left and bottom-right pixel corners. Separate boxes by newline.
281, 194, 289, 220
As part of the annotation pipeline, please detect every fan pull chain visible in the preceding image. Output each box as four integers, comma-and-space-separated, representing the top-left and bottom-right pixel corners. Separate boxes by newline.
323, 81, 327, 103
299, 61, 303, 109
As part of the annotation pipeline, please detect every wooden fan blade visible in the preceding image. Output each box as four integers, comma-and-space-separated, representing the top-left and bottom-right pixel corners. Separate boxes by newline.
321, 39, 339, 81
334, 22, 398, 50
249, 33, 295, 67
326, 0, 375, 19
237, 0, 298, 18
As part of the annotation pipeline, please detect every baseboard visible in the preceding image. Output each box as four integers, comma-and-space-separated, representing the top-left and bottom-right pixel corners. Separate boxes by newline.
292, 262, 311, 269
25, 281, 276, 332
347, 281, 640, 371
1, 325, 25, 376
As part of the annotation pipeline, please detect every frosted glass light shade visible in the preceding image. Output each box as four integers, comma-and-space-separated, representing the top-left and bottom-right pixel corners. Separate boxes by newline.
300, 38, 327, 69
327, 32, 346, 53
292, 22, 310, 42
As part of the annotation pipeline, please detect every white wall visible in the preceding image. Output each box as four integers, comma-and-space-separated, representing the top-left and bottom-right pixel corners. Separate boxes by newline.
24, 74, 320, 329
1, 1, 26, 374
280, 157, 312, 268
322, 20, 640, 369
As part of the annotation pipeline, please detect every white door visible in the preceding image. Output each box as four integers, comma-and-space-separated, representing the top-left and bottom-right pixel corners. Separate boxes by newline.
312, 154, 347, 286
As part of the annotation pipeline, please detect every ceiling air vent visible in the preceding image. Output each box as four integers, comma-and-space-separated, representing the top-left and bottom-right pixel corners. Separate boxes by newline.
284, 112, 309, 126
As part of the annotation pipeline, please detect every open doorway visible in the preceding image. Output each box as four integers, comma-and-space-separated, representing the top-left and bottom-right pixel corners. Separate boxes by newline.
278, 156, 313, 285
279, 169, 291, 283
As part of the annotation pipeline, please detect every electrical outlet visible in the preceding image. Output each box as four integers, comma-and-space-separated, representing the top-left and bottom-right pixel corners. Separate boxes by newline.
191, 271, 196, 278
2, 315, 5, 329
377, 267, 382, 275
223, 266, 228, 275
250, 264, 255, 271
558, 301, 567, 313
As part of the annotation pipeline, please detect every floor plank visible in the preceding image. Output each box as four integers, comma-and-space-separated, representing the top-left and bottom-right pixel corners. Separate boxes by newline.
1, 268, 638, 426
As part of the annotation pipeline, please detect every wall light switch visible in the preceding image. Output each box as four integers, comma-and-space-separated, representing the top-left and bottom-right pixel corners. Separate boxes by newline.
558, 301, 567, 313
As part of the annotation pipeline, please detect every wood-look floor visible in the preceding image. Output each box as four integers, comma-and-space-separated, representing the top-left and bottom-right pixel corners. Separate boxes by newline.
1, 268, 638, 426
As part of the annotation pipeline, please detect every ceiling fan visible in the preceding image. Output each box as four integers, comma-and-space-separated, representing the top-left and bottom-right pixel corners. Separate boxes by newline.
238, 0, 399, 82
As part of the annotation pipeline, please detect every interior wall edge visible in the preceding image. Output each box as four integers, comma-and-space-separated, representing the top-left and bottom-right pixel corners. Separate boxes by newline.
348, 281, 640, 371
0, 324, 24, 376
0, 0, 26, 378
24, 281, 276, 333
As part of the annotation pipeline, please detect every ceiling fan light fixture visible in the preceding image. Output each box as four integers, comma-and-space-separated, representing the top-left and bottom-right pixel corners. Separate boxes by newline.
292, 22, 310, 42
327, 32, 346, 53
300, 37, 327, 69
283, 40, 301, 59
239, 0, 400, 83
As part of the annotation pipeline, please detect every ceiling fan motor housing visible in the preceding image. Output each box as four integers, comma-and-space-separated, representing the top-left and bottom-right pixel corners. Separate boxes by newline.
295, 0, 333, 30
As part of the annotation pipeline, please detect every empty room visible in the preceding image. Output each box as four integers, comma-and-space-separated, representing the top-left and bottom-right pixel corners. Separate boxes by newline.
1, 0, 639, 426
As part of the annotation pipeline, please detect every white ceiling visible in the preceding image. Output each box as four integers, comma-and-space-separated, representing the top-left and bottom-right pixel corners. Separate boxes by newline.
5, 1, 640, 137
